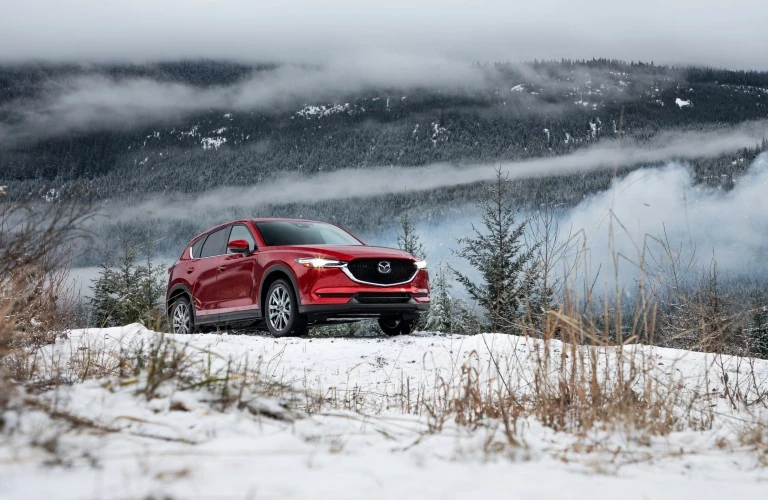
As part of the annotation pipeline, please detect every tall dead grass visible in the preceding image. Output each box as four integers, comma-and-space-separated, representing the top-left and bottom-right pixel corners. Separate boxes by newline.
1, 201, 92, 385
415, 229, 766, 453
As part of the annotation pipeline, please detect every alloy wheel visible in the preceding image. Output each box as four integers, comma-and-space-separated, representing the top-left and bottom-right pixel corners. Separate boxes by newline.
268, 284, 292, 332
172, 301, 191, 335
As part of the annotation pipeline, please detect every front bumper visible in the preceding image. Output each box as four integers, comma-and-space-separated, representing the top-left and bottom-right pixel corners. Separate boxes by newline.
292, 265, 430, 321
299, 292, 429, 321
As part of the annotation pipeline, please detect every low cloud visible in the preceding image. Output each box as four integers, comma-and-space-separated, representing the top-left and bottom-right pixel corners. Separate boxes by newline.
390, 153, 768, 298
105, 122, 768, 224
1, 55, 492, 142
562, 152, 768, 292
1, 1, 767, 69
1, 57, 681, 143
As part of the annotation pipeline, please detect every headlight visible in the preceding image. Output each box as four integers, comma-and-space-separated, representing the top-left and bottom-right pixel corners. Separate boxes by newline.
414, 259, 427, 270
295, 257, 347, 268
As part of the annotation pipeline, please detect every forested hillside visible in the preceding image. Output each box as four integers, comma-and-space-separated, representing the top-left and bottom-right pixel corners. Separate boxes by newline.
3, 59, 768, 196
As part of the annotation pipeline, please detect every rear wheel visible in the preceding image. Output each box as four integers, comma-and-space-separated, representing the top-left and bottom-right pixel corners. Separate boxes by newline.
170, 296, 194, 335
378, 317, 417, 336
266, 279, 307, 337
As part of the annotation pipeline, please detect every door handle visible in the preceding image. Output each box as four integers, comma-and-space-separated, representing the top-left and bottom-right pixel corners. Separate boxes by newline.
217, 266, 226, 272
186, 268, 194, 274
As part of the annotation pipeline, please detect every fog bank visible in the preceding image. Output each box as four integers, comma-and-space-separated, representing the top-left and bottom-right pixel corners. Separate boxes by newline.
105, 122, 768, 223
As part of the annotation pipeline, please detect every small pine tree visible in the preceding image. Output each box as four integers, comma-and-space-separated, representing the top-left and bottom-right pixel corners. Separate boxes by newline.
424, 264, 454, 332
396, 213, 426, 259
451, 167, 540, 333
748, 289, 768, 358
452, 298, 482, 334
396, 211, 430, 331
89, 243, 165, 328
424, 263, 481, 334
89, 255, 121, 327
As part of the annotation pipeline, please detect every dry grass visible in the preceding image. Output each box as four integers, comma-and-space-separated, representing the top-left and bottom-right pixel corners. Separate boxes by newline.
1, 200, 93, 391
1, 263, 74, 384
5, 295, 766, 466
293, 281, 766, 458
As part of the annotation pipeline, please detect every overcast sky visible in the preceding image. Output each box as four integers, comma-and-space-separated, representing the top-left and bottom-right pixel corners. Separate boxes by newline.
1, 1, 766, 69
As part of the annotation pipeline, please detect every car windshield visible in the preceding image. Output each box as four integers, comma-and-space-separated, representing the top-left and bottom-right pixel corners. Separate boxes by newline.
255, 221, 362, 246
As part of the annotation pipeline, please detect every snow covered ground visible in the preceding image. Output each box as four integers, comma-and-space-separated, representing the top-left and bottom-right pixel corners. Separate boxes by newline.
2, 325, 766, 499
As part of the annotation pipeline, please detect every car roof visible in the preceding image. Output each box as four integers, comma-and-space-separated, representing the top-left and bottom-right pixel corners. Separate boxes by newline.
251, 217, 324, 224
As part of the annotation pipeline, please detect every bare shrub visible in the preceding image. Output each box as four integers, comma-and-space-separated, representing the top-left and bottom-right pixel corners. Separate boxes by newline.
644, 233, 758, 356
1, 199, 92, 389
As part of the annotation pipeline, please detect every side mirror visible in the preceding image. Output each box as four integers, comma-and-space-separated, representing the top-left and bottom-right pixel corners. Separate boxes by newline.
227, 239, 251, 254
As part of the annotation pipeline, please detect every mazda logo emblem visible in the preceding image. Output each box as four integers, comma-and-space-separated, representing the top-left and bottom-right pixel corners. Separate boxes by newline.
377, 261, 391, 274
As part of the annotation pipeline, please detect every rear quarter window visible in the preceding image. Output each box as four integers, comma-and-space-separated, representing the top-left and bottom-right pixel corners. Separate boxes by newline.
199, 226, 231, 258
190, 237, 206, 259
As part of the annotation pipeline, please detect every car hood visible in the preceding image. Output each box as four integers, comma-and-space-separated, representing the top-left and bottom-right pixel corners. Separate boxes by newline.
280, 245, 418, 261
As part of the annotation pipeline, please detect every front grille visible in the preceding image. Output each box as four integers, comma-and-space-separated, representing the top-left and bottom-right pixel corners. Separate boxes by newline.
346, 258, 417, 285
355, 292, 412, 304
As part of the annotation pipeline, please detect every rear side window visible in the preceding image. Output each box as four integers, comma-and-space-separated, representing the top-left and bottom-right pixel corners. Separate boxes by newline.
199, 226, 231, 258
190, 237, 205, 259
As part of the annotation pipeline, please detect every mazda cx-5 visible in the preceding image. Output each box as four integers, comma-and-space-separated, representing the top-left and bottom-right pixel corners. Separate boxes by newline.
166, 218, 430, 337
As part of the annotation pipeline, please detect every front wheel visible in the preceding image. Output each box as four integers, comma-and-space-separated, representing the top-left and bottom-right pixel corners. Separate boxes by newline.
265, 279, 307, 337
378, 317, 417, 336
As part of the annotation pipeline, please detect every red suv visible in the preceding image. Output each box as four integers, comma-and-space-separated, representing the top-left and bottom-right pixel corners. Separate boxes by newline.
166, 218, 430, 337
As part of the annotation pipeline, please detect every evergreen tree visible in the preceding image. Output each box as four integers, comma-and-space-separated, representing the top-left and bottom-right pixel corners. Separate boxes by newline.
89, 255, 121, 327
452, 167, 540, 333
424, 264, 454, 332
424, 263, 481, 334
89, 243, 165, 328
396, 212, 426, 258
748, 289, 768, 358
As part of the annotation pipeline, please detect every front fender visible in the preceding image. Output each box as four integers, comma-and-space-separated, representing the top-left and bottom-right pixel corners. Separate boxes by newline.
259, 263, 302, 305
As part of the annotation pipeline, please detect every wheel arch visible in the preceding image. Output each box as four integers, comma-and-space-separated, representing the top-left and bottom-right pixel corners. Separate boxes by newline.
259, 264, 301, 313
167, 284, 193, 315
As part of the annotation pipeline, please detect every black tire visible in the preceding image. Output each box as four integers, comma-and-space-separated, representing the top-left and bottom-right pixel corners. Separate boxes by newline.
399, 318, 417, 335
378, 317, 417, 336
265, 279, 307, 337
170, 296, 194, 335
